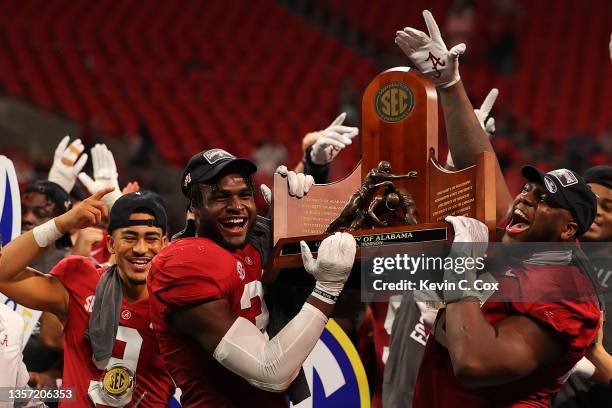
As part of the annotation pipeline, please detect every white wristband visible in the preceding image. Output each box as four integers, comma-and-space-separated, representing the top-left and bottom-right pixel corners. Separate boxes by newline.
32, 219, 63, 248
312, 281, 344, 304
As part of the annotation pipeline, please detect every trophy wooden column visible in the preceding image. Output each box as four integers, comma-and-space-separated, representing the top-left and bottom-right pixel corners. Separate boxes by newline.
361, 67, 438, 220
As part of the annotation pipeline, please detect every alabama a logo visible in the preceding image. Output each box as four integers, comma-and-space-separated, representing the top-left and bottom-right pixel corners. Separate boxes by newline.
425, 52, 445, 78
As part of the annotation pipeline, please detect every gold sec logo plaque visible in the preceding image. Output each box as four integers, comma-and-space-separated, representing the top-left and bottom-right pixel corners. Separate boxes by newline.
374, 82, 414, 122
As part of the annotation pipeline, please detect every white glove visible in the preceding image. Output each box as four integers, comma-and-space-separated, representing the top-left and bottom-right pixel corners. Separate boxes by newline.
275, 165, 315, 198
395, 10, 465, 89
300, 232, 357, 304
260, 184, 272, 206
310, 113, 359, 165
474, 88, 498, 136
443, 216, 491, 304
446, 215, 489, 244
78, 144, 122, 208
446, 88, 498, 168
48, 135, 88, 193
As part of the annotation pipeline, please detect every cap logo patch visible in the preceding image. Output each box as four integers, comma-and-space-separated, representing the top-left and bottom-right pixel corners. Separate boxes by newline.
203, 149, 235, 164
543, 176, 557, 193
548, 169, 578, 187
184, 173, 191, 187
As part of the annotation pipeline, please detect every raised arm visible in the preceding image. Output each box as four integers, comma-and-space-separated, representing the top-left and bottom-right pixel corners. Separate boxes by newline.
172, 232, 356, 392
396, 10, 513, 221
0, 188, 112, 318
438, 216, 564, 387
439, 84, 512, 220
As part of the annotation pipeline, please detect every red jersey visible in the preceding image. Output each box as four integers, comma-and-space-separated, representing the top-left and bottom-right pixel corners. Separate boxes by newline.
147, 237, 287, 408
50, 256, 174, 407
413, 261, 600, 408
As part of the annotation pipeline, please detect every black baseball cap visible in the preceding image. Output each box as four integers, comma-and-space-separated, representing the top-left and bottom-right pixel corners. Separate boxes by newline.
23, 180, 72, 215
521, 166, 597, 237
108, 190, 168, 234
583, 165, 612, 189
181, 148, 257, 197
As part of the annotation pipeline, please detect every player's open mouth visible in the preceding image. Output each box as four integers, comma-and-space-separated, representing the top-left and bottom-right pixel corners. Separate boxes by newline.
127, 257, 152, 272
218, 217, 248, 234
506, 207, 531, 235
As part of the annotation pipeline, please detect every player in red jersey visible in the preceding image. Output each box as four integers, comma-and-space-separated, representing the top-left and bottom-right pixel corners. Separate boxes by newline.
147, 148, 357, 407
0, 188, 175, 407
410, 168, 600, 407
392, 10, 601, 407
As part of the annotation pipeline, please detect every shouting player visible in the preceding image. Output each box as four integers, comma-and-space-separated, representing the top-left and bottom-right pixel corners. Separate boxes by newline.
0, 188, 175, 407
147, 148, 357, 407
393, 10, 601, 407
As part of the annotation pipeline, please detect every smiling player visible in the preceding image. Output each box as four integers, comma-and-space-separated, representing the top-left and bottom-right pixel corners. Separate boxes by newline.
0, 189, 175, 407
147, 148, 357, 407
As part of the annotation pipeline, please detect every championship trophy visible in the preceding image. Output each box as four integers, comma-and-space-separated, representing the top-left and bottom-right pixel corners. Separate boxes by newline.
268, 67, 496, 283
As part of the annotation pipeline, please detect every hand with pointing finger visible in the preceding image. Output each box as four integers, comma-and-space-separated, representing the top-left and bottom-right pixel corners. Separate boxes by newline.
474, 88, 498, 136
55, 187, 114, 233
310, 113, 359, 165
395, 10, 465, 89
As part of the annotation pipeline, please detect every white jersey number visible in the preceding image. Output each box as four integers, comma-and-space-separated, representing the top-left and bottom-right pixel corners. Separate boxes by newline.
240, 280, 269, 331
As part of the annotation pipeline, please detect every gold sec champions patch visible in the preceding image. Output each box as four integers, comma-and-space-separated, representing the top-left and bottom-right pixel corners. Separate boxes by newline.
102, 366, 134, 397
374, 82, 414, 122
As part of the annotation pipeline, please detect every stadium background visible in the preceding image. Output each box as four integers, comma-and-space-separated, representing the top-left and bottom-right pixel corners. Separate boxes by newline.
0, 0, 610, 234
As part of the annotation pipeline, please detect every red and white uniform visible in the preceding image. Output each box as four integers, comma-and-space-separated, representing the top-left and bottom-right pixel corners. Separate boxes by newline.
50, 256, 174, 407
147, 237, 287, 408
413, 262, 600, 408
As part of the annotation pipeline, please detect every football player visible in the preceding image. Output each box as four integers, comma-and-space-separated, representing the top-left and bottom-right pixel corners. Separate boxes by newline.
0, 188, 175, 407
394, 10, 601, 407
147, 148, 357, 407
